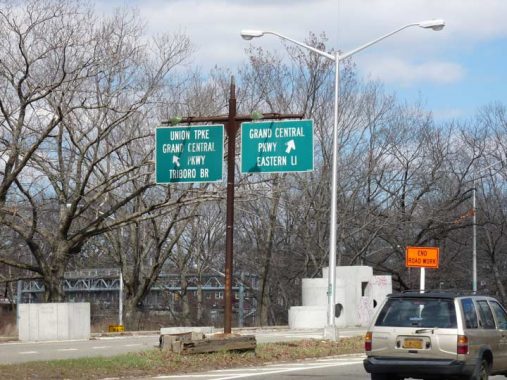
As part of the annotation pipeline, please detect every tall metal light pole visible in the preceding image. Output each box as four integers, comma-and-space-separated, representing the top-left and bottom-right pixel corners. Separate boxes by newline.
472, 180, 477, 292
241, 19, 445, 339
471, 159, 504, 292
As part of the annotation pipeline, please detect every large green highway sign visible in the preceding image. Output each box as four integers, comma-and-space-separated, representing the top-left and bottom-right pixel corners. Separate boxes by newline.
241, 119, 314, 174
156, 125, 224, 183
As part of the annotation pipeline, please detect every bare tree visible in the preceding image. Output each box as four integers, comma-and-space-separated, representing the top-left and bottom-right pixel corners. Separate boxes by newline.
0, 1, 195, 301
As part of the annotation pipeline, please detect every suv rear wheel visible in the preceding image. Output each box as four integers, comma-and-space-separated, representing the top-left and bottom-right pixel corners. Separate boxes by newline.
463, 358, 489, 380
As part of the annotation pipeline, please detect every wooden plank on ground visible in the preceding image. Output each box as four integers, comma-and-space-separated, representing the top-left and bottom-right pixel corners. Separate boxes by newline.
181, 335, 256, 354
160, 332, 206, 351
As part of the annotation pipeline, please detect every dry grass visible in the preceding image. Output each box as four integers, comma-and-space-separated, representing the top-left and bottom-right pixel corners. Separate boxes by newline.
0, 336, 364, 379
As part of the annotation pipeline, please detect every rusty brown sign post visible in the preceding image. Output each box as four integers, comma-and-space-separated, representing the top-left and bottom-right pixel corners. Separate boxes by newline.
161, 76, 303, 333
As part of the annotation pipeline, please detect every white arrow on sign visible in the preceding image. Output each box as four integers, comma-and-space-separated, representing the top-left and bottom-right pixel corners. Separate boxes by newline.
172, 156, 180, 167
285, 139, 296, 154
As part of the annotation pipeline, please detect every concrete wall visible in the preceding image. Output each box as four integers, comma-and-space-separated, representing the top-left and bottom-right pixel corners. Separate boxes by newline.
334, 266, 373, 327
19, 303, 90, 341
289, 306, 328, 328
289, 266, 392, 329
365, 275, 392, 312
302, 278, 344, 306
298, 278, 347, 328
302, 278, 328, 306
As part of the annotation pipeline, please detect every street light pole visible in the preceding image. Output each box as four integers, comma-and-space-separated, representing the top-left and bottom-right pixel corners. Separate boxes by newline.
328, 52, 339, 329
241, 19, 445, 339
472, 180, 477, 292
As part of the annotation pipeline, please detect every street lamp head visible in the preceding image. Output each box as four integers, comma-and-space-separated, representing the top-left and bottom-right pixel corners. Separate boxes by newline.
418, 19, 446, 31
240, 30, 265, 40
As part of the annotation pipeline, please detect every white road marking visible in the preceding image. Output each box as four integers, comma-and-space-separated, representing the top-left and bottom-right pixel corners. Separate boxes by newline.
210, 368, 288, 372
125, 344, 143, 347
154, 376, 223, 379
254, 333, 321, 337
57, 348, 78, 352
19, 351, 38, 355
212, 360, 364, 379
92, 346, 110, 349
98, 335, 155, 340
316, 355, 366, 362
153, 358, 365, 379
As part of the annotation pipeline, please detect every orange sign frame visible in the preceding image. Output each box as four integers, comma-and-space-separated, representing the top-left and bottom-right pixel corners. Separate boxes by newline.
405, 246, 439, 269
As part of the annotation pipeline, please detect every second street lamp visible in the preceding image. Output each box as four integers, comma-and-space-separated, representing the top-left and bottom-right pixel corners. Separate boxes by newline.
241, 19, 445, 339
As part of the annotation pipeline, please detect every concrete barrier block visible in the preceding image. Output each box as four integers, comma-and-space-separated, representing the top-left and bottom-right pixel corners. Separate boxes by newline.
289, 306, 327, 328
18, 303, 90, 341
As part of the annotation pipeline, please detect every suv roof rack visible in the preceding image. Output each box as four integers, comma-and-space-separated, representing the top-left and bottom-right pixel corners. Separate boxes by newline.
388, 289, 484, 298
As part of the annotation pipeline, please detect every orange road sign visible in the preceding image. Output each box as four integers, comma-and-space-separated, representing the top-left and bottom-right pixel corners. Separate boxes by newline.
406, 246, 439, 269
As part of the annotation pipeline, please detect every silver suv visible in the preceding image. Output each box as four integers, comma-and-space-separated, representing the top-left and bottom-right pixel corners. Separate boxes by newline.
363, 291, 507, 380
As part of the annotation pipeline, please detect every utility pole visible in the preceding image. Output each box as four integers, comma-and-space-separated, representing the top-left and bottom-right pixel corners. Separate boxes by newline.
162, 76, 302, 333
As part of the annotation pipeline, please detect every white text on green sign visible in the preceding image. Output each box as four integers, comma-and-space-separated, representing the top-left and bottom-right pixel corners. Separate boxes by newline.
155, 125, 224, 183
241, 119, 314, 174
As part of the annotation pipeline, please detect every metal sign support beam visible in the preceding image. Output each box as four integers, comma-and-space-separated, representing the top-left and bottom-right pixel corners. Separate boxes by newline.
162, 76, 302, 333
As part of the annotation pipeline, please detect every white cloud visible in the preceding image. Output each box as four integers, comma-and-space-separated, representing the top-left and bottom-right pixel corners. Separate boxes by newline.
94, 0, 506, 89
360, 57, 466, 87
330, 0, 507, 48
130, 0, 507, 45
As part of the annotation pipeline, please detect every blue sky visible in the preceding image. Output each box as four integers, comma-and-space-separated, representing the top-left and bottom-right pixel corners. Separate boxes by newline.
97, 0, 507, 122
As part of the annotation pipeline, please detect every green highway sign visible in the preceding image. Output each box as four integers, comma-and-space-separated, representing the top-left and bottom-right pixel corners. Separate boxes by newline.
155, 125, 224, 183
241, 119, 314, 174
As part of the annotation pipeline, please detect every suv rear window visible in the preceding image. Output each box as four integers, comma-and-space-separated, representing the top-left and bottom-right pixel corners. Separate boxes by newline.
375, 297, 457, 328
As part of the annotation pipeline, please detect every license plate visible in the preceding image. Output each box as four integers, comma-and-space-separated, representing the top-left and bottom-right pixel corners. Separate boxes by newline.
403, 338, 423, 349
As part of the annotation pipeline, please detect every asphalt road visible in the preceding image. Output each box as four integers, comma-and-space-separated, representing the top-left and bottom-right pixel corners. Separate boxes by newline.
143, 354, 368, 379
0, 327, 366, 364
0, 335, 159, 364
140, 355, 506, 380
2, 331, 505, 379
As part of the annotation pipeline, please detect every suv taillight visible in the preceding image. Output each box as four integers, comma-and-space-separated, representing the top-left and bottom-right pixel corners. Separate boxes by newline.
365, 331, 372, 352
457, 335, 468, 355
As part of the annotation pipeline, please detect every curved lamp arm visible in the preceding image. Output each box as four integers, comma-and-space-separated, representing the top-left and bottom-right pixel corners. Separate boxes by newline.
241, 29, 335, 60
241, 19, 445, 62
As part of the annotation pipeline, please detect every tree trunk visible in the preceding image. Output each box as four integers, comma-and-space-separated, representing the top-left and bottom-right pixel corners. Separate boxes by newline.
39, 244, 81, 302
196, 283, 203, 324
42, 267, 66, 302
258, 283, 270, 326
492, 265, 507, 304
123, 298, 143, 331
179, 271, 191, 325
